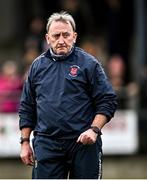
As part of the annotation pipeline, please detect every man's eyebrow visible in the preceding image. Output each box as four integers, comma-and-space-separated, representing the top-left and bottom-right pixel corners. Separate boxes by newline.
51, 32, 60, 35
51, 32, 70, 36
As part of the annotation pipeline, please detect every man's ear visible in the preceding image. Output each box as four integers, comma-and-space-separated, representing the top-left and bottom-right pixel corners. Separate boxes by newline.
74, 32, 77, 43
45, 34, 50, 45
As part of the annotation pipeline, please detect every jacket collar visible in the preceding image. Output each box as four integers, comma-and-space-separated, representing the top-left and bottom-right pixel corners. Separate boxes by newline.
45, 45, 75, 61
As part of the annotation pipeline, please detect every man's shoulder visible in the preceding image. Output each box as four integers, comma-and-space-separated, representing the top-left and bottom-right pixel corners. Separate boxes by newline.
31, 51, 49, 68
33, 52, 46, 63
75, 46, 99, 65
28, 51, 50, 77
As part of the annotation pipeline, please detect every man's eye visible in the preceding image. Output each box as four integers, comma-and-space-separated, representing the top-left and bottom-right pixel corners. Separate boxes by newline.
54, 34, 60, 39
63, 33, 70, 38
52, 33, 70, 39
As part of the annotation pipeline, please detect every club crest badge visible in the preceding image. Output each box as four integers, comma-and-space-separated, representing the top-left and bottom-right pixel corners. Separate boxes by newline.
69, 65, 80, 77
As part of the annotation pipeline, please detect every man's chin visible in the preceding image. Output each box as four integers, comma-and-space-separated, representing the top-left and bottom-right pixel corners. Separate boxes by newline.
57, 50, 67, 55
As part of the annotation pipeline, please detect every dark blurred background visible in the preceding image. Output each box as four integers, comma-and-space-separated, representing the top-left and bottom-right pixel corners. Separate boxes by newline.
0, 0, 147, 178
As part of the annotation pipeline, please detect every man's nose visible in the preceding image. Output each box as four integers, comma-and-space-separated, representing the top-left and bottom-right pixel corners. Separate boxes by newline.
58, 35, 64, 44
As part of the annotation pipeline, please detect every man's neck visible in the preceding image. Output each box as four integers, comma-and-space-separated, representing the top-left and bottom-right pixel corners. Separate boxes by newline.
50, 46, 74, 61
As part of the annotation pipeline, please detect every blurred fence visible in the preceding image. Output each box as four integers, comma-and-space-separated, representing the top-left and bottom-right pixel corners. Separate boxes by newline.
0, 110, 138, 157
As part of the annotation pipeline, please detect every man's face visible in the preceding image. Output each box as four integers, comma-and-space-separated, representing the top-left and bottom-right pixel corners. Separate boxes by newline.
46, 21, 77, 55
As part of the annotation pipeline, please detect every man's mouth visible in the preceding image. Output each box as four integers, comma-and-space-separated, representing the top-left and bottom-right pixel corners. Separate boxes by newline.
57, 45, 67, 49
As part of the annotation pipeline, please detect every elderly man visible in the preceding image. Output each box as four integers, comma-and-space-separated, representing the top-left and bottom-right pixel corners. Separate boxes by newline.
19, 11, 117, 179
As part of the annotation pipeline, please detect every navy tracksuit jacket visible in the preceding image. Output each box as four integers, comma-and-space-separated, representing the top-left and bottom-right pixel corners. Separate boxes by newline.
19, 46, 117, 138
19, 46, 117, 178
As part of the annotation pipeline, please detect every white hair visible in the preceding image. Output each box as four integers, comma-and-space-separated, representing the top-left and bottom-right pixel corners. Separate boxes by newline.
46, 11, 76, 32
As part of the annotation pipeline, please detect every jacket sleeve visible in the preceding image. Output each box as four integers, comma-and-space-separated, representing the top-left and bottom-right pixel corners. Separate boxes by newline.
18, 64, 37, 130
90, 61, 117, 121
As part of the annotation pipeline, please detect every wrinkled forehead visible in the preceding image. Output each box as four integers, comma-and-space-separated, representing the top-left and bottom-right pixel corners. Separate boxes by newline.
48, 20, 74, 33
